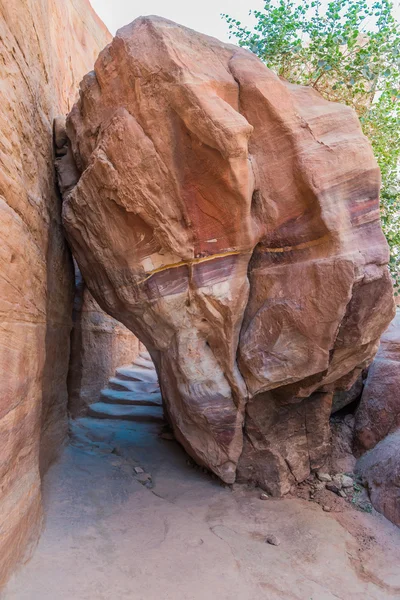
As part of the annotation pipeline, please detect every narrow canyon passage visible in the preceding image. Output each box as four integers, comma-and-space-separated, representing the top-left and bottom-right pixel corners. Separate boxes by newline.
86, 350, 163, 423
3, 414, 400, 600
1, 0, 399, 594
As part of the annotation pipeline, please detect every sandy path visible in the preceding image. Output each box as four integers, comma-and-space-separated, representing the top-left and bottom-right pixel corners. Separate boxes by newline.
3, 417, 400, 600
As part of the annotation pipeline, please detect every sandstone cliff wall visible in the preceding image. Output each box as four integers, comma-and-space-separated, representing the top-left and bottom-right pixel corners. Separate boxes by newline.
0, 0, 111, 585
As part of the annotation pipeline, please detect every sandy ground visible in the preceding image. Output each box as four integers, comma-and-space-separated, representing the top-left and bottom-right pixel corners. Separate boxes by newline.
3, 417, 400, 600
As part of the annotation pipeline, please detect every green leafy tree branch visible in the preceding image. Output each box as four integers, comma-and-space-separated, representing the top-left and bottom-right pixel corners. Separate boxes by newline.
223, 0, 400, 288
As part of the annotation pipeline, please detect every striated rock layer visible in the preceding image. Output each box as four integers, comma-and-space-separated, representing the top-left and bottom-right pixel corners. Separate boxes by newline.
60, 17, 395, 492
0, 0, 110, 586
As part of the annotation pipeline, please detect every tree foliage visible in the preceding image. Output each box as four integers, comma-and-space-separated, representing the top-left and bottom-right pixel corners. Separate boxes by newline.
223, 0, 400, 287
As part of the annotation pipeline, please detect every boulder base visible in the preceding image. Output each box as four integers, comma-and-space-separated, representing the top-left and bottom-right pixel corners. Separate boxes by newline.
354, 311, 400, 455
356, 431, 400, 527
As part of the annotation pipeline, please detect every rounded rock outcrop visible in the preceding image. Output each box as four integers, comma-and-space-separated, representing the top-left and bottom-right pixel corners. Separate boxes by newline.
58, 16, 395, 491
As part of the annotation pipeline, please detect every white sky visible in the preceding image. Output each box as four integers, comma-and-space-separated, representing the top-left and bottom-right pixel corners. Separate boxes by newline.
90, 0, 400, 41
89, 0, 265, 40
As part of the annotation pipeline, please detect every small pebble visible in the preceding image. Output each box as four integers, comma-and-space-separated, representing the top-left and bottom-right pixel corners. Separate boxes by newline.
134, 466, 144, 474
260, 493, 269, 500
187, 538, 204, 547
344, 414, 355, 426
339, 490, 347, 498
231, 483, 242, 492
332, 474, 343, 489
136, 472, 151, 483
326, 482, 341, 495
265, 534, 280, 546
314, 482, 326, 491
341, 475, 354, 488
317, 472, 332, 483
323, 505, 331, 512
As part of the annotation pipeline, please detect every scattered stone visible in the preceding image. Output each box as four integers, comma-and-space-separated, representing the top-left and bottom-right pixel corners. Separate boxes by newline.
332, 474, 343, 489
323, 506, 331, 512
339, 490, 347, 498
344, 414, 355, 426
260, 493, 269, 500
134, 466, 144, 474
326, 482, 341, 495
341, 475, 354, 488
317, 472, 332, 483
135, 472, 151, 483
187, 538, 204, 547
314, 482, 326, 491
265, 535, 280, 546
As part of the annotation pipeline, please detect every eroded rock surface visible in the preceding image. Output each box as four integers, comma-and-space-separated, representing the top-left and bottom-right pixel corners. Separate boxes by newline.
0, 0, 110, 585
357, 431, 400, 527
354, 311, 400, 455
60, 17, 395, 491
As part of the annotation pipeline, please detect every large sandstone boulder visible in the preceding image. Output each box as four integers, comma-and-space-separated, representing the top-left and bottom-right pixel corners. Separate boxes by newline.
59, 17, 395, 492
354, 311, 400, 455
356, 431, 400, 527
0, 0, 110, 585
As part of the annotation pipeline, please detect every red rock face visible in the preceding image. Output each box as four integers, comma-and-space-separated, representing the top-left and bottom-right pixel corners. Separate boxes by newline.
354, 311, 400, 455
60, 17, 395, 490
356, 431, 400, 527
0, 0, 110, 586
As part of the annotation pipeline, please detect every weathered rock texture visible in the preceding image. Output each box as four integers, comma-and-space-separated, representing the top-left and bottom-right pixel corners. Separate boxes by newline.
0, 0, 110, 585
68, 265, 141, 417
357, 431, 400, 527
60, 17, 395, 493
331, 374, 363, 414
354, 310, 400, 455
